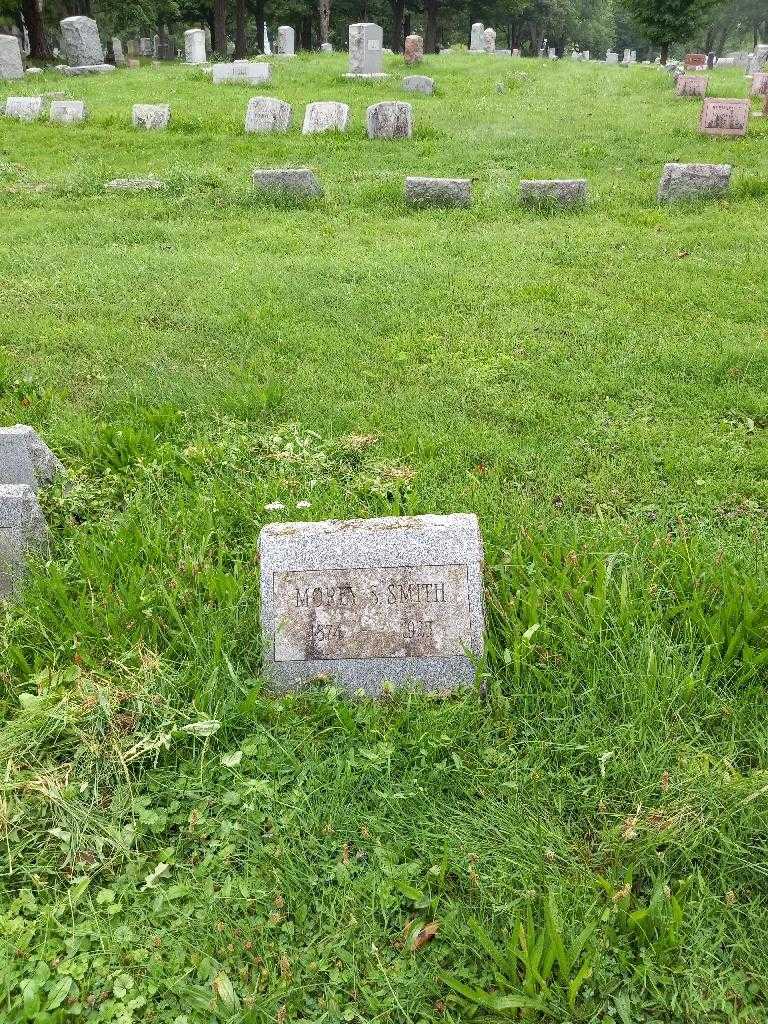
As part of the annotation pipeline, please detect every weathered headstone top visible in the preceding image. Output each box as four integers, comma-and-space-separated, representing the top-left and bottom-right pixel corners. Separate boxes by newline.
348, 22, 384, 76
4, 96, 43, 121
657, 162, 731, 202
684, 52, 707, 68
184, 29, 206, 65
245, 96, 292, 133
750, 71, 768, 96
483, 27, 496, 54
302, 100, 349, 134
132, 103, 171, 130
405, 176, 471, 207
470, 23, 484, 52
698, 98, 749, 136
212, 60, 271, 84
50, 99, 87, 124
251, 168, 324, 198
0, 33, 24, 80
676, 74, 707, 96
404, 33, 423, 65
366, 100, 413, 139
402, 74, 434, 94
0, 485, 47, 601
0, 426, 62, 489
277, 25, 295, 56
111, 37, 125, 65
60, 16, 104, 66
259, 513, 485, 694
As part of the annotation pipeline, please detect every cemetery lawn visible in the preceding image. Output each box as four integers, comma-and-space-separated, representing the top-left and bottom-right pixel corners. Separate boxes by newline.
2, 52, 768, 1023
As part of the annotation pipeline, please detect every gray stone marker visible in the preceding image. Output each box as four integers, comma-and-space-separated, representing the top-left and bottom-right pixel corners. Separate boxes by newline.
320, 42, 333, 53
4, 96, 43, 121
405, 176, 471, 207
212, 60, 271, 84
0, 485, 47, 601
302, 100, 349, 134
0, 426, 62, 489
366, 100, 412, 139
105, 177, 166, 190
259, 513, 485, 695
483, 27, 496, 53
606, 50, 618, 64
251, 168, 323, 197
347, 23, 385, 77
132, 103, 171, 129
245, 96, 292, 133
0, 33, 24, 80
747, 43, 768, 74
139, 37, 152, 57
184, 29, 206, 64
277, 26, 295, 56
57, 62, 115, 75
520, 179, 587, 206
60, 15, 104, 66
676, 73, 707, 96
402, 74, 434, 94
470, 22, 484, 52
110, 37, 125, 65
50, 99, 87, 124
657, 162, 731, 202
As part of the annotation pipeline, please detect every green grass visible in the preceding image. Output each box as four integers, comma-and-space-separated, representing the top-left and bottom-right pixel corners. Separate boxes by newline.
1, 52, 768, 1022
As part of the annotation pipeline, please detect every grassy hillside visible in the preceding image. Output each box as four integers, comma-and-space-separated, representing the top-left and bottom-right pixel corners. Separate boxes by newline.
1, 52, 768, 1022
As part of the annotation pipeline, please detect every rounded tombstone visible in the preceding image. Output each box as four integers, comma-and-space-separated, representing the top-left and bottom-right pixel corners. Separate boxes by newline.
404, 34, 424, 65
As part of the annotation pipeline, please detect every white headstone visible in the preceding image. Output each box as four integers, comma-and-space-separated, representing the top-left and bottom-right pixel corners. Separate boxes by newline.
277, 25, 295, 56
184, 29, 206, 64
4, 96, 43, 121
0, 34, 24, 80
302, 100, 350, 133
50, 99, 87, 124
470, 22, 484, 52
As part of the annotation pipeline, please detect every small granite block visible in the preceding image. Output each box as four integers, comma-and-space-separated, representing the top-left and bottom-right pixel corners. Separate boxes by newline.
676, 74, 707, 97
657, 162, 731, 202
0, 485, 47, 600
4, 96, 43, 121
0, 426, 62, 489
251, 168, 323, 198
0, 34, 24, 80
699, 98, 749, 136
259, 513, 486, 694
132, 103, 170, 129
245, 96, 292, 133
302, 100, 349, 134
520, 178, 587, 207
50, 99, 87, 124
402, 74, 434, 94
405, 176, 471, 207
366, 100, 412, 139
105, 177, 166, 190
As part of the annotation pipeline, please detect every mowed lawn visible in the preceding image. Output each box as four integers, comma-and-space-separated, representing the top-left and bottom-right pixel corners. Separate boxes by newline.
1, 52, 768, 1022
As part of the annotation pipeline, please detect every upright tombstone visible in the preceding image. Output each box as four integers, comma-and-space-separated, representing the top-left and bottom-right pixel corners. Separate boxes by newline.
684, 52, 707, 68
132, 103, 171, 129
4, 96, 43, 121
698, 98, 749, 136
0, 426, 62, 490
126, 39, 138, 58
245, 96, 292, 133
470, 22, 484, 52
657, 162, 731, 202
366, 100, 412, 138
302, 100, 349, 133
747, 43, 768, 74
402, 74, 434, 94
676, 74, 707, 97
277, 25, 295, 56
212, 59, 271, 84
750, 71, 768, 96
60, 16, 104, 66
111, 37, 125, 65
483, 27, 496, 54
50, 99, 87, 123
320, 42, 333, 53
0, 34, 24, 80
582, 49, 589, 60
0, 485, 47, 601
547, 47, 556, 59
139, 37, 152, 56
259, 514, 486, 695
605, 50, 618, 64
404, 33, 423, 64
184, 29, 206, 64
512, 48, 521, 58
347, 22, 384, 77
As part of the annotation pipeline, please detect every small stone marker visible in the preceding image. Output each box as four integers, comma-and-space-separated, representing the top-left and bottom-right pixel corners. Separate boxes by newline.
657, 162, 731, 202
4, 96, 43, 121
111, 37, 125, 65
698, 98, 749, 136
405, 176, 471, 207
0, 426, 62, 489
57, 62, 115, 75
50, 99, 87, 124
245, 96, 292, 133
0, 33, 25, 79
132, 103, 171, 130
60, 15, 104, 66
320, 42, 333, 53
470, 23, 484, 52
512, 48, 521, 58
676, 74, 707, 97
0, 485, 47, 601
520, 178, 587, 207
302, 100, 349, 134
105, 177, 166, 190
277, 26, 295, 57
251, 168, 323, 198
184, 29, 206, 64
259, 513, 485, 694
483, 28, 496, 54
366, 100, 412, 139
750, 71, 768, 96
582, 50, 589, 60
139, 37, 152, 56
347, 23, 385, 77
212, 60, 271, 84
606, 50, 618, 64
402, 74, 434, 94
684, 52, 707, 68
404, 33, 423, 64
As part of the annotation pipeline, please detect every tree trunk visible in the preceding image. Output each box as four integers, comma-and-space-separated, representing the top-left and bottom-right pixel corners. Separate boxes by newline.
424, 0, 439, 53
234, 0, 246, 57
660, 42, 668, 65
252, 0, 264, 52
390, 0, 404, 51
22, 0, 51, 59
318, 0, 330, 44
214, 0, 227, 57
